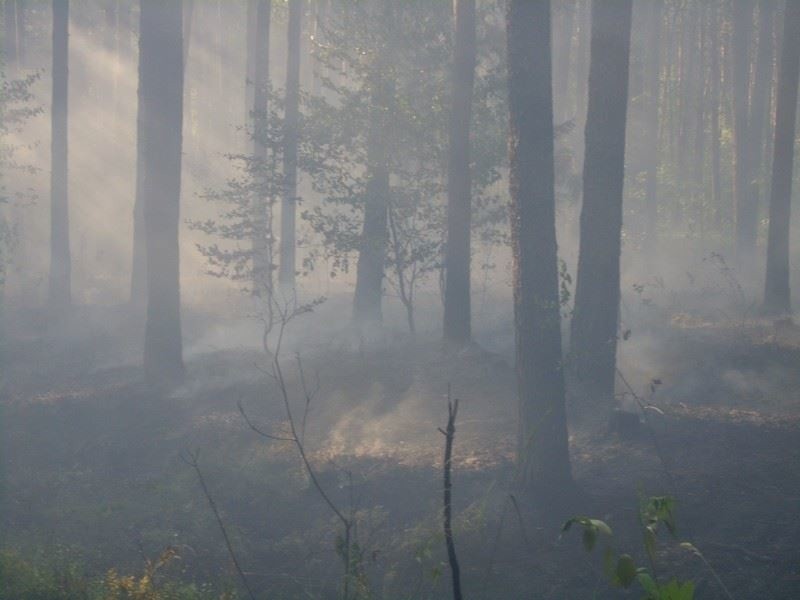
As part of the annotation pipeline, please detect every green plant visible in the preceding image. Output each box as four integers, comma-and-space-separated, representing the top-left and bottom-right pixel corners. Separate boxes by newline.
562, 496, 712, 600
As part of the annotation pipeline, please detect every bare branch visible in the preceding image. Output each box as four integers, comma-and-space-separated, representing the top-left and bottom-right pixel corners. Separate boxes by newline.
441, 397, 463, 600
182, 450, 256, 600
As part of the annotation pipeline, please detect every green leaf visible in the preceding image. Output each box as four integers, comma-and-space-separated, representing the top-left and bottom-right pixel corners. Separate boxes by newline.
659, 579, 695, 600
679, 542, 701, 557
636, 572, 660, 599
589, 519, 613, 537
644, 525, 657, 563
643, 496, 677, 536
561, 517, 613, 553
603, 548, 617, 579
582, 526, 597, 552
615, 554, 638, 588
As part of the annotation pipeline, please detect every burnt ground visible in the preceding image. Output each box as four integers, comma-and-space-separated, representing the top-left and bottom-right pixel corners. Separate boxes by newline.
2, 306, 800, 598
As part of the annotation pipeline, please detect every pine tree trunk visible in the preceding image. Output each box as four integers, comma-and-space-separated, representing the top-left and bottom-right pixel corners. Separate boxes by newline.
643, 0, 663, 255
353, 75, 393, 325
555, 0, 577, 122
763, 0, 800, 315
710, 1, 723, 229
4, 0, 18, 74
732, 0, 756, 260
746, 0, 777, 235
692, 4, 706, 228
570, 0, 633, 409
49, 0, 71, 312
140, 0, 185, 385
278, 0, 302, 287
252, 0, 272, 297
443, 0, 476, 346
506, 0, 572, 492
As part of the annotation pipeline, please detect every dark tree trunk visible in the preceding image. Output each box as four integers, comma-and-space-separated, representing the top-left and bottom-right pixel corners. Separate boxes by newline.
49, 0, 71, 312
15, 0, 24, 68
763, 0, 800, 315
691, 4, 706, 228
732, 0, 756, 260
747, 0, 777, 225
245, 0, 256, 133
140, 0, 184, 385
252, 0, 272, 296
4, 0, 18, 73
443, 0, 476, 346
353, 75, 393, 325
570, 0, 633, 409
710, 1, 723, 228
575, 0, 591, 139
130, 0, 146, 307
555, 0, 577, 122
506, 0, 572, 492
279, 0, 302, 287
643, 0, 663, 255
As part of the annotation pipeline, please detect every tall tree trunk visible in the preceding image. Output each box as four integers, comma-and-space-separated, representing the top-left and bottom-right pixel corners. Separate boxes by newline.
747, 0, 777, 233
352, 74, 393, 325
279, 0, 302, 287
570, 0, 633, 409
130, 0, 146, 307
763, 0, 800, 315
245, 0, 256, 133
643, 0, 663, 255
506, 0, 572, 492
575, 0, 590, 129
555, 0, 577, 122
15, 0, 24, 68
140, 0, 184, 385
49, 0, 71, 312
443, 0, 476, 346
252, 0, 272, 297
4, 0, 18, 73
3, 0, 25, 71
710, 1, 723, 229
732, 0, 756, 261
692, 3, 707, 228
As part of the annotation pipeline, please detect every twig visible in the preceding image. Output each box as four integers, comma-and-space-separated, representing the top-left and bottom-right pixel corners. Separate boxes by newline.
242, 297, 356, 599
616, 368, 679, 498
440, 397, 463, 600
507, 494, 530, 547
181, 450, 256, 600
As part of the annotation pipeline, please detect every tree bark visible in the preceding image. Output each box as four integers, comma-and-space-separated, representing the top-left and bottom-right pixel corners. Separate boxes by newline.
732, 0, 756, 260
643, 0, 663, 255
710, 1, 723, 228
352, 74, 393, 325
443, 0, 476, 346
746, 0, 777, 232
570, 0, 633, 409
555, 0, 577, 123
252, 0, 272, 297
763, 0, 800, 315
279, 0, 302, 287
4, 0, 19, 73
49, 0, 71, 312
140, 0, 185, 385
506, 0, 572, 491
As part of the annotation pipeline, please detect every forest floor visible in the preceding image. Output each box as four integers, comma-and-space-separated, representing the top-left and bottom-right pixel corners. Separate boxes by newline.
2, 303, 800, 598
